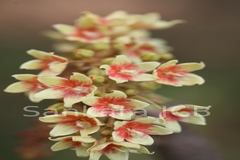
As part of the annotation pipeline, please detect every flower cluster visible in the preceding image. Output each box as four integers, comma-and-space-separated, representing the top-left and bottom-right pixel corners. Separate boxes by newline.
4, 11, 210, 160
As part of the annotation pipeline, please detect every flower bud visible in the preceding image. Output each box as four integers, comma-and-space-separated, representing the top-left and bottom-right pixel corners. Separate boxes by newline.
87, 68, 105, 76
125, 89, 139, 96
47, 103, 65, 112
141, 52, 161, 61
74, 49, 95, 58
89, 75, 105, 83
101, 57, 114, 64
139, 81, 161, 90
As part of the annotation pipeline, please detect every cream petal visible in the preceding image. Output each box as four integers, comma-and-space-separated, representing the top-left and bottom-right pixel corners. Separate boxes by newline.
128, 99, 149, 109
99, 64, 110, 71
135, 146, 153, 154
70, 72, 92, 84
180, 113, 206, 125
75, 146, 89, 157
39, 115, 63, 123
89, 150, 102, 160
149, 125, 173, 135
112, 131, 124, 142
28, 91, 44, 102
12, 74, 36, 80
27, 49, 51, 59
178, 62, 205, 72
87, 107, 106, 117
134, 116, 156, 123
128, 134, 154, 145
132, 74, 155, 81
53, 24, 76, 35
105, 151, 129, 160
137, 62, 160, 72
110, 111, 133, 120
72, 136, 96, 143
50, 123, 78, 137
109, 76, 128, 83
48, 62, 68, 75
106, 90, 127, 99
154, 20, 185, 29
112, 55, 132, 64
113, 121, 127, 130
81, 96, 98, 106
51, 141, 72, 151
164, 121, 181, 133
20, 60, 45, 70
159, 60, 178, 68
38, 76, 68, 87
4, 82, 33, 93
80, 126, 100, 137
34, 88, 64, 99
178, 73, 205, 86
63, 95, 83, 108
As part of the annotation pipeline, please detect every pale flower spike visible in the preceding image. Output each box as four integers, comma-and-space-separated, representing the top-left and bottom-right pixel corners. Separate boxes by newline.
4, 11, 210, 160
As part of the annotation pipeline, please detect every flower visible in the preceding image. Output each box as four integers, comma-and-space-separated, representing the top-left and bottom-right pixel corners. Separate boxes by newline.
129, 12, 185, 30
34, 72, 97, 107
112, 117, 173, 145
89, 139, 152, 160
53, 13, 109, 43
159, 104, 210, 132
20, 49, 68, 76
50, 136, 95, 157
153, 60, 205, 86
4, 74, 47, 102
82, 90, 149, 120
100, 55, 160, 83
39, 111, 103, 137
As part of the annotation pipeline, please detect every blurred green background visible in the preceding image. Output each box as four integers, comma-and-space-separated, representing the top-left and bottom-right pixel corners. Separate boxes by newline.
1, 0, 240, 160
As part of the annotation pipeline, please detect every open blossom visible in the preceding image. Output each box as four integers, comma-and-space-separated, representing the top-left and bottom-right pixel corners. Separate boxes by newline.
112, 117, 173, 145
159, 104, 210, 132
39, 111, 103, 137
53, 12, 109, 43
116, 36, 172, 63
20, 49, 68, 76
82, 90, 149, 120
34, 72, 97, 107
4, 74, 47, 102
89, 139, 152, 160
100, 55, 160, 83
50, 136, 95, 157
129, 12, 184, 30
153, 60, 205, 86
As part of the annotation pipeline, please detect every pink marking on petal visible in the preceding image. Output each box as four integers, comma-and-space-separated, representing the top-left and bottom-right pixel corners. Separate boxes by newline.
108, 63, 142, 81
92, 97, 134, 115
101, 144, 119, 153
63, 138, 81, 147
23, 76, 48, 92
71, 27, 105, 41
115, 122, 152, 139
156, 66, 188, 83
60, 114, 97, 130
53, 79, 94, 98
161, 108, 193, 122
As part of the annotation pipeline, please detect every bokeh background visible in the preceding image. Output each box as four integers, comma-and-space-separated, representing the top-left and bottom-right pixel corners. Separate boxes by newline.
1, 0, 240, 160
